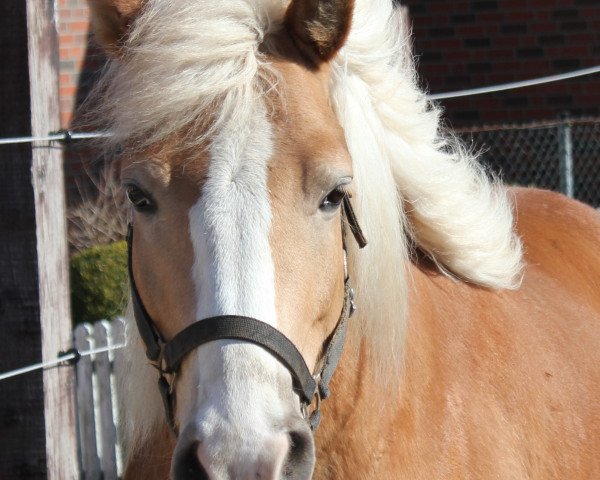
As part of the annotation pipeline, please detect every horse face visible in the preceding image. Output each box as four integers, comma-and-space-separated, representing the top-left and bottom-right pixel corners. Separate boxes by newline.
123, 76, 351, 477
90, 0, 356, 477
122, 60, 351, 477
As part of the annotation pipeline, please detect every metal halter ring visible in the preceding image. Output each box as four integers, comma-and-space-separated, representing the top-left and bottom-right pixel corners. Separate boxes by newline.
301, 377, 322, 420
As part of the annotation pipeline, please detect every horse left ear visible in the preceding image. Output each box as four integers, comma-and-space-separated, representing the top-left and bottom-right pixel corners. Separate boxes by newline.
285, 0, 355, 62
87, 0, 146, 55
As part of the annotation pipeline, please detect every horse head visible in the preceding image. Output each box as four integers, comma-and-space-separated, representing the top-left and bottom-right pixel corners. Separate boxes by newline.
86, 0, 600, 478
89, 0, 361, 478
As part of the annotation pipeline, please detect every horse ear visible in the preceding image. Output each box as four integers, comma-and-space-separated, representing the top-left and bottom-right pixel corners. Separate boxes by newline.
87, 0, 145, 55
285, 0, 355, 62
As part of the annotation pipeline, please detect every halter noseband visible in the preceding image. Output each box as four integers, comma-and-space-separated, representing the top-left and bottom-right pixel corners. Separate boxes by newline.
127, 195, 367, 434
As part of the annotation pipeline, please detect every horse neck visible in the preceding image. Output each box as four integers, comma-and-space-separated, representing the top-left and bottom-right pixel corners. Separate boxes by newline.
313, 259, 439, 477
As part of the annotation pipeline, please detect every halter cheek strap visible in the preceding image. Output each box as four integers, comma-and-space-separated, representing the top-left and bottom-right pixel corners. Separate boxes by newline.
127, 195, 366, 434
128, 238, 163, 363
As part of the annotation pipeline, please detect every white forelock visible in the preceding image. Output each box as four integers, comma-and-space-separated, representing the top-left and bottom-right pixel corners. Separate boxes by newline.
95, 0, 283, 151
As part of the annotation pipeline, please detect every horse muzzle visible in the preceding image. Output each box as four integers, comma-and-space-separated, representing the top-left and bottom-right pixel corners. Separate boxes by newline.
171, 388, 316, 480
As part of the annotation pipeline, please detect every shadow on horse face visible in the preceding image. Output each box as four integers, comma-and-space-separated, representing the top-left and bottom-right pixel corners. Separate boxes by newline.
91, 0, 358, 477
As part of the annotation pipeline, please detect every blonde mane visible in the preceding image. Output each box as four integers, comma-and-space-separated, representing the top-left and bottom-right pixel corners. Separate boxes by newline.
106, 0, 523, 451
330, 0, 523, 382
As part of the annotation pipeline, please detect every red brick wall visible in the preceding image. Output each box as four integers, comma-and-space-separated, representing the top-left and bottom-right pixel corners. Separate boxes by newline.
403, 0, 600, 127
57, 0, 91, 127
57, 0, 107, 202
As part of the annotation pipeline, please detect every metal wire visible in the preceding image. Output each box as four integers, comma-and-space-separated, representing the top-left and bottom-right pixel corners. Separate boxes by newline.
429, 65, 600, 101
0, 65, 597, 147
0, 342, 126, 382
0, 69, 598, 383
0, 130, 110, 146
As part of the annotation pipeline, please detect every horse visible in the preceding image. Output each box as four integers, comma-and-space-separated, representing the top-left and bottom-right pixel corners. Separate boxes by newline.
87, 0, 600, 478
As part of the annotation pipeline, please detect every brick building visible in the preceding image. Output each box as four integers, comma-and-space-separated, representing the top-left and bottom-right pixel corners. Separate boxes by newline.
55, 1, 600, 201
402, 0, 600, 127
58, 1, 599, 130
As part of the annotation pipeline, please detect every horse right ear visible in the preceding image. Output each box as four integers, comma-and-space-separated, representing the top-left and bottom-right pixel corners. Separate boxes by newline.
285, 0, 355, 63
87, 0, 145, 55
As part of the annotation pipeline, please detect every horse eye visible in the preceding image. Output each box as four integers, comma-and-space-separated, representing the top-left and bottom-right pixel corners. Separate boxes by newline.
125, 184, 155, 212
320, 187, 346, 212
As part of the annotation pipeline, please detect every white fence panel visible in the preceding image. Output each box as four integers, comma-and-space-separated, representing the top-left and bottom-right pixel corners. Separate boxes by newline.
74, 318, 125, 480
74, 323, 101, 480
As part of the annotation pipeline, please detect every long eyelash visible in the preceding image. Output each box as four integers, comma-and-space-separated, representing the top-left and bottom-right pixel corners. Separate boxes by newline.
334, 185, 351, 198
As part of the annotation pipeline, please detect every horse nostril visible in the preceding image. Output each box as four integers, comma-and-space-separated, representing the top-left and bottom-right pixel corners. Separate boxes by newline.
172, 442, 209, 480
287, 430, 308, 467
283, 427, 316, 479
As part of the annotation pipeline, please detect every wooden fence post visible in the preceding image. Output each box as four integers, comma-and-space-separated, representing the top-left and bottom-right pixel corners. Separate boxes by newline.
0, 1, 77, 477
27, 0, 80, 477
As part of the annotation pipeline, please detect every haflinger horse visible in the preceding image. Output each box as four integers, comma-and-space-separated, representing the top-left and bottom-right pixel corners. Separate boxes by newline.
87, 0, 600, 478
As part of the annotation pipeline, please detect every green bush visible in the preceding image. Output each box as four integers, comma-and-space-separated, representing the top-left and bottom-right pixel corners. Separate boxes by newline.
70, 241, 128, 324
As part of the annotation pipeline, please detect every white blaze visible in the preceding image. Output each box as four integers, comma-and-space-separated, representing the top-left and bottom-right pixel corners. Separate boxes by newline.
177, 108, 296, 477
189, 109, 277, 324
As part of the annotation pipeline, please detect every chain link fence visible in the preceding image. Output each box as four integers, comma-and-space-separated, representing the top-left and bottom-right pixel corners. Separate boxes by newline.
458, 117, 600, 208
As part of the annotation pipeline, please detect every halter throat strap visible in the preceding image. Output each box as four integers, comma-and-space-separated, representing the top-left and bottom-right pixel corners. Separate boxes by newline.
127, 196, 366, 433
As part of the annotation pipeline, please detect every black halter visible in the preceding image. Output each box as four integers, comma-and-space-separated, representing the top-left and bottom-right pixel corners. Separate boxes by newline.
127, 195, 367, 434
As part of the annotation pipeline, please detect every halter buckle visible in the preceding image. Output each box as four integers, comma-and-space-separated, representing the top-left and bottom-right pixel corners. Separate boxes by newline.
151, 345, 177, 394
301, 375, 322, 420
301, 371, 321, 419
